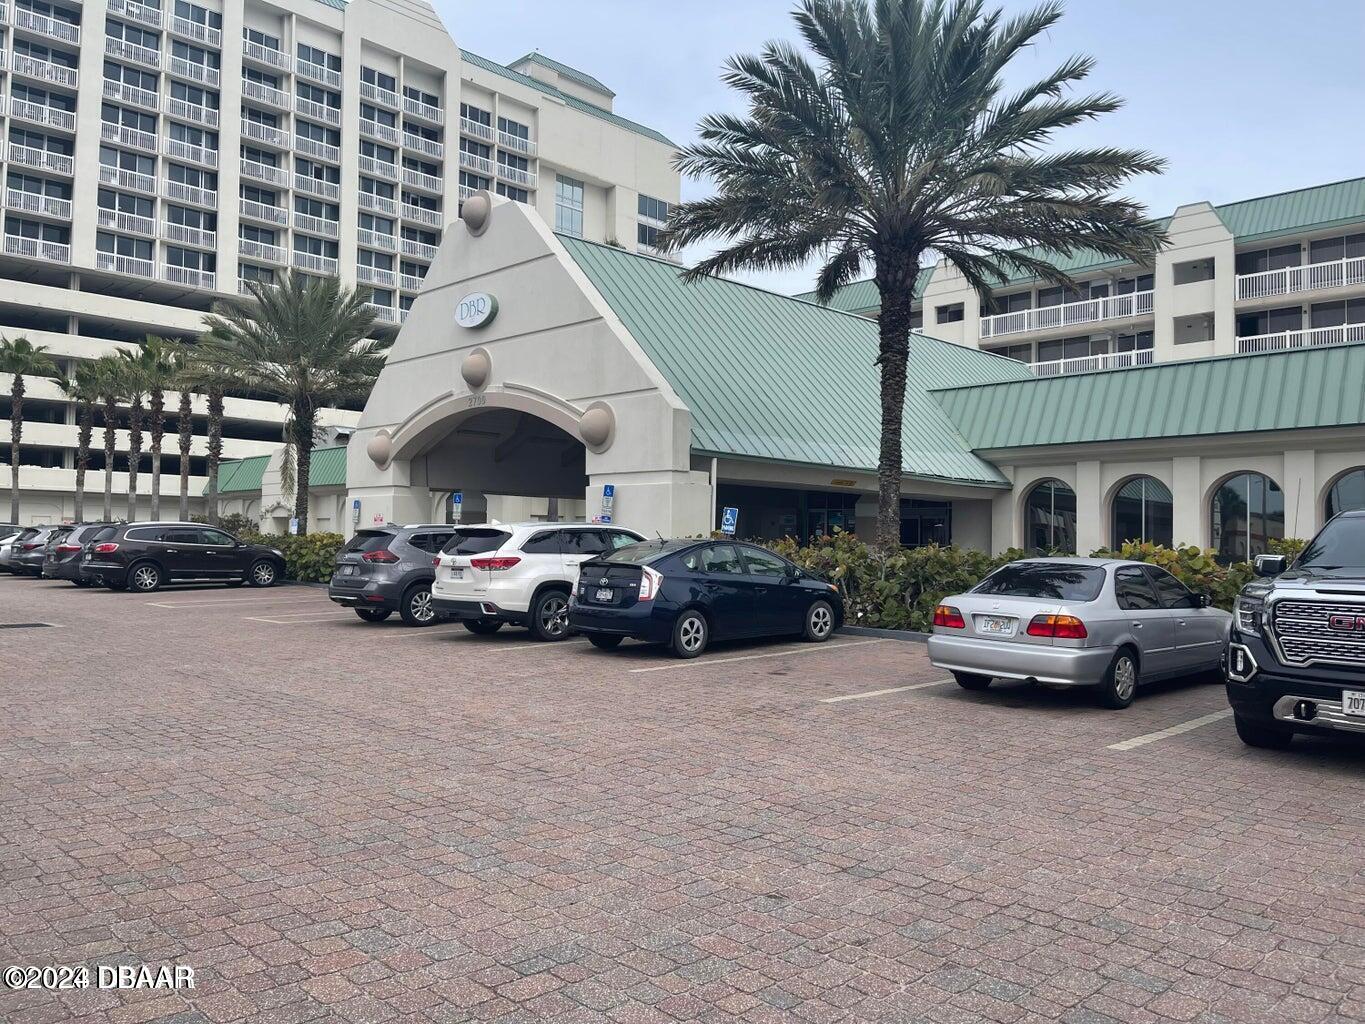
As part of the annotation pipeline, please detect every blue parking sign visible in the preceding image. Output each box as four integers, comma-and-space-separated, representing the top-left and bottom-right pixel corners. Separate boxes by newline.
720, 506, 739, 535
603, 483, 615, 498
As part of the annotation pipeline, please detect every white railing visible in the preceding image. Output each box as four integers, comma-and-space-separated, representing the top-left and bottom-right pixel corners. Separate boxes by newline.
163, 265, 216, 290
240, 159, 289, 186
292, 250, 338, 275
242, 79, 289, 109
296, 96, 341, 126
497, 130, 535, 157
294, 135, 339, 162
164, 137, 218, 167
1031, 348, 1155, 377
367, 303, 398, 324
295, 175, 340, 200
1235, 256, 1365, 301
355, 264, 395, 287
242, 39, 290, 71
101, 121, 158, 152
162, 179, 217, 208
401, 204, 442, 228
458, 150, 495, 176
103, 78, 159, 110
17, 8, 80, 44
402, 167, 442, 194
10, 98, 76, 131
980, 289, 1156, 339
170, 16, 219, 47
105, 36, 160, 68
1237, 323, 1365, 355
357, 229, 397, 253
293, 213, 339, 238
400, 273, 425, 293
399, 306, 411, 324
97, 207, 155, 235
359, 81, 399, 108
358, 191, 397, 216
401, 238, 437, 261
238, 238, 285, 264
4, 234, 71, 263
239, 199, 288, 226
100, 164, 157, 194
241, 119, 289, 148
458, 184, 475, 203
358, 154, 397, 181
166, 96, 219, 128
162, 221, 215, 249
169, 56, 219, 87
496, 162, 535, 188
111, 0, 165, 29
404, 96, 443, 124
459, 116, 494, 143
296, 59, 341, 89
6, 188, 72, 219
96, 251, 154, 278
404, 133, 444, 159
360, 118, 401, 145
12, 53, 79, 88
8, 144, 74, 175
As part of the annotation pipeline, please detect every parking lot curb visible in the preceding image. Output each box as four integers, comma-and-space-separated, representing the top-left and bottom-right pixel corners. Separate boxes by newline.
838, 625, 929, 643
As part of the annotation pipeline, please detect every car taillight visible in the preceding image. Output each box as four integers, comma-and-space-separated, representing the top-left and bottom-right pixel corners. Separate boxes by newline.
933, 604, 966, 628
93, 542, 119, 554
56, 544, 83, 553
21, 542, 42, 550
360, 549, 400, 563
637, 565, 663, 601
1026, 614, 1088, 639
470, 556, 521, 571
432, 557, 440, 567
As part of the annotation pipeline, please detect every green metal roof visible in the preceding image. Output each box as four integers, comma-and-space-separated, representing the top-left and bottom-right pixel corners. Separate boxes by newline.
308, 446, 348, 488
1214, 177, 1365, 243
559, 237, 1032, 486
460, 50, 674, 148
209, 446, 348, 495
932, 343, 1365, 451
512, 52, 614, 97
794, 271, 931, 314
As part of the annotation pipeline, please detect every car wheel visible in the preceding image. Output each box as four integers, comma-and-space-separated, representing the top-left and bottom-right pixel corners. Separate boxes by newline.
247, 560, 278, 587
462, 619, 504, 635
128, 562, 162, 593
803, 600, 835, 642
1098, 648, 1140, 709
529, 589, 571, 641
671, 610, 709, 659
589, 634, 623, 651
1234, 713, 1293, 750
399, 583, 438, 626
355, 608, 392, 622
953, 671, 992, 690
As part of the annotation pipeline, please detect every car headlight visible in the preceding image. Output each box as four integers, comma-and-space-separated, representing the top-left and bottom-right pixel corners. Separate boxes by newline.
1234, 594, 1264, 636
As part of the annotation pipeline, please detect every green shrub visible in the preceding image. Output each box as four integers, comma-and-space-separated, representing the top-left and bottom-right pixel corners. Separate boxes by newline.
237, 530, 345, 583
1086, 540, 1259, 610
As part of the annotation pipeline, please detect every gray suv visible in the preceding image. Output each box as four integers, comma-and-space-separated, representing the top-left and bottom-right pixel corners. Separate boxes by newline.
328, 524, 457, 626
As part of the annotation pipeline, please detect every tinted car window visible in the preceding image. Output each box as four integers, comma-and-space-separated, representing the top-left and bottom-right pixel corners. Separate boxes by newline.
1296, 517, 1365, 569
563, 530, 608, 555
200, 529, 236, 546
1145, 567, 1197, 609
742, 547, 789, 577
442, 529, 510, 555
1114, 567, 1161, 610
89, 525, 118, 543
973, 563, 1106, 601
126, 527, 167, 542
601, 540, 690, 565
701, 544, 744, 574
607, 531, 640, 550
163, 528, 202, 544
520, 531, 562, 554
344, 530, 394, 553
426, 531, 454, 551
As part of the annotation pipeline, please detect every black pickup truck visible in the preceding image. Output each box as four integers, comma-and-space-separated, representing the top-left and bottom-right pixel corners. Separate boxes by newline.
1224, 509, 1365, 748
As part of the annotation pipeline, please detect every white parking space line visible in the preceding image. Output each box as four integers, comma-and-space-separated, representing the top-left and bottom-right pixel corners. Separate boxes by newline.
147, 595, 322, 608
246, 614, 357, 624
820, 678, 953, 703
629, 638, 885, 674
1106, 709, 1234, 751
242, 608, 349, 620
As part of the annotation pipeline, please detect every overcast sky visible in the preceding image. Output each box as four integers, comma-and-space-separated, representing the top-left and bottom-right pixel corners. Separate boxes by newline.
433, 0, 1365, 296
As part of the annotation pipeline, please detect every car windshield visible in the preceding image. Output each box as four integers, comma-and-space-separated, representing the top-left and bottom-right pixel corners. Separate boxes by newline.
596, 540, 689, 565
1295, 518, 1365, 570
344, 530, 395, 553
973, 562, 1107, 601
442, 529, 510, 555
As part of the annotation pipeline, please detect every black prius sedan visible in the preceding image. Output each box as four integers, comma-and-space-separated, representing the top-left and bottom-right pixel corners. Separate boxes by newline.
568, 539, 844, 658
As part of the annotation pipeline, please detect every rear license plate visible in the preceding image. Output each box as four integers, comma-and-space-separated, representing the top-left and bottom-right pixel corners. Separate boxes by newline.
978, 615, 1015, 636
449, 567, 463, 579
341, 565, 356, 576
1344, 690, 1365, 717
82, 552, 91, 561
595, 588, 613, 602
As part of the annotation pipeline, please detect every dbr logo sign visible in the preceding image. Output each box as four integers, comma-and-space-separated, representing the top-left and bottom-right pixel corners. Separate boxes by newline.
456, 292, 498, 329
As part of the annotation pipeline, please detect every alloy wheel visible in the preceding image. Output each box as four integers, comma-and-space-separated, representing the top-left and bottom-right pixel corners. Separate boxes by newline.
540, 595, 568, 637
1114, 656, 1137, 703
132, 566, 159, 591
410, 588, 434, 623
252, 562, 276, 586
810, 605, 833, 638
679, 615, 706, 653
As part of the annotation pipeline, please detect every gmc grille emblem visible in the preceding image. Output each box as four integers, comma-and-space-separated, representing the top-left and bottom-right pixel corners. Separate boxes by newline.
1328, 613, 1365, 632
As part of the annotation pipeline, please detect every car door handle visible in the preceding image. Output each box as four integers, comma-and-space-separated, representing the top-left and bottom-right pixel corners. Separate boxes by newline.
1131, 621, 1142, 628
165, 548, 178, 553
1177, 619, 1187, 627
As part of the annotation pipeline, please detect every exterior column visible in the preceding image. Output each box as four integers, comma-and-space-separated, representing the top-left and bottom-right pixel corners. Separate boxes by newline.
1075, 459, 1103, 554
991, 465, 1016, 554
1171, 456, 1203, 548
1282, 449, 1319, 542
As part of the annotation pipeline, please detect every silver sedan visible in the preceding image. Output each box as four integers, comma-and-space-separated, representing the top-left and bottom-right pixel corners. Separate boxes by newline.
927, 557, 1231, 708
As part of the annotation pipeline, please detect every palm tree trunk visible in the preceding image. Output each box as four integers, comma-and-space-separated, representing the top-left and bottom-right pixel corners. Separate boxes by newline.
8, 375, 22, 524
74, 400, 92, 523
292, 407, 315, 536
206, 386, 223, 526
149, 389, 164, 520
126, 396, 143, 523
874, 256, 919, 551
177, 390, 192, 521
102, 396, 116, 521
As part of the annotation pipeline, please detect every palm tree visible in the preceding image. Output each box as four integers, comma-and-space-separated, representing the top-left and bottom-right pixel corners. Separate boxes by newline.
660, 0, 1166, 548
179, 348, 234, 526
138, 337, 177, 520
53, 361, 102, 523
198, 271, 388, 534
0, 336, 59, 523
171, 346, 196, 522
116, 348, 150, 523
91, 354, 127, 522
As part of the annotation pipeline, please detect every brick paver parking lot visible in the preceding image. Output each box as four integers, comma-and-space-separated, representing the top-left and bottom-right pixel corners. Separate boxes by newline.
2, 576, 1362, 1024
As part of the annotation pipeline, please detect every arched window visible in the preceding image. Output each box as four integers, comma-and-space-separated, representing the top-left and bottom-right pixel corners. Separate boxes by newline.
1326, 469, 1365, 519
1211, 472, 1284, 563
1112, 477, 1173, 547
1024, 479, 1077, 554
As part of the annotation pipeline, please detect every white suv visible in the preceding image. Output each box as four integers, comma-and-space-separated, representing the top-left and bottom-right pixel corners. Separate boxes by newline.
431, 522, 646, 640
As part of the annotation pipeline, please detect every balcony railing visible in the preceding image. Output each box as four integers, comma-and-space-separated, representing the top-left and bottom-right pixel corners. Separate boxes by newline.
404, 96, 443, 125
458, 150, 495, 176
293, 213, 339, 238
240, 159, 289, 187
6, 188, 72, 219
296, 58, 341, 89
101, 121, 158, 153
497, 130, 535, 157
103, 78, 159, 110
459, 116, 494, 143
358, 155, 398, 182
400, 273, 425, 293
163, 264, 216, 290
458, 184, 475, 203
168, 56, 219, 87
357, 229, 397, 253
402, 167, 442, 194
401, 204, 442, 228
295, 175, 340, 201
8, 144, 74, 176
358, 191, 397, 216
367, 303, 398, 324
496, 162, 535, 189
401, 238, 437, 261
360, 118, 401, 145
16, 8, 81, 44
404, 133, 444, 160
242, 79, 290, 110
242, 119, 289, 148
296, 97, 341, 126
1030, 348, 1155, 377
164, 137, 219, 168
110, 0, 165, 30
169, 15, 219, 46
1235, 256, 1365, 301
980, 290, 1155, 340
166, 96, 220, 128
292, 250, 338, 275
359, 81, 399, 109
96, 251, 154, 278
98, 207, 156, 235
240, 199, 288, 226
162, 221, 216, 249
162, 179, 217, 208
4, 234, 71, 263
12, 53, 78, 88
238, 238, 286, 264
10, 98, 76, 132
100, 164, 157, 194
242, 39, 290, 71
1237, 322, 1365, 355
355, 263, 396, 287
294, 135, 340, 162
105, 36, 160, 68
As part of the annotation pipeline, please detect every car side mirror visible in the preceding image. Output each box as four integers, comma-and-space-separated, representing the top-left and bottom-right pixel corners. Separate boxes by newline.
1254, 554, 1287, 577
1197, 593, 1212, 608
785, 565, 802, 581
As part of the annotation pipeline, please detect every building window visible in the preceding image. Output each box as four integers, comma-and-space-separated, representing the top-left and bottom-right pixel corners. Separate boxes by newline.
1309, 233, 1365, 264
495, 182, 528, 204
1112, 477, 1173, 548
1236, 306, 1302, 339
1326, 469, 1365, 519
900, 499, 951, 548
638, 194, 669, 224
1024, 479, 1076, 554
554, 175, 584, 237
637, 222, 662, 249
1235, 244, 1300, 276
935, 303, 964, 324
459, 103, 491, 127
1211, 473, 1284, 564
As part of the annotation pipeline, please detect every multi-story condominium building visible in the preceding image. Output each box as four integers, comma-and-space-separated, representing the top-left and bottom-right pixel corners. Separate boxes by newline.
803, 177, 1365, 377
0, 0, 679, 526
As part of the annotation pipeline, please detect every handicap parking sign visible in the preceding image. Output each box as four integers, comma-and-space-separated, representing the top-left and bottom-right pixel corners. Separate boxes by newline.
720, 506, 739, 535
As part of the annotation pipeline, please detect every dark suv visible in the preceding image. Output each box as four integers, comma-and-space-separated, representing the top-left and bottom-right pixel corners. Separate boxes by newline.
79, 522, 286, 592
328, 524, 457, 626
43, 523, 117, 585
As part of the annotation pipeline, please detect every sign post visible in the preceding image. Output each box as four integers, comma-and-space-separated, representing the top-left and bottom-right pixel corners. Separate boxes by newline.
350, 498, 361, 525
593, 483, 614, 525
720, 506, 739, 536
451, 491, 463, 523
